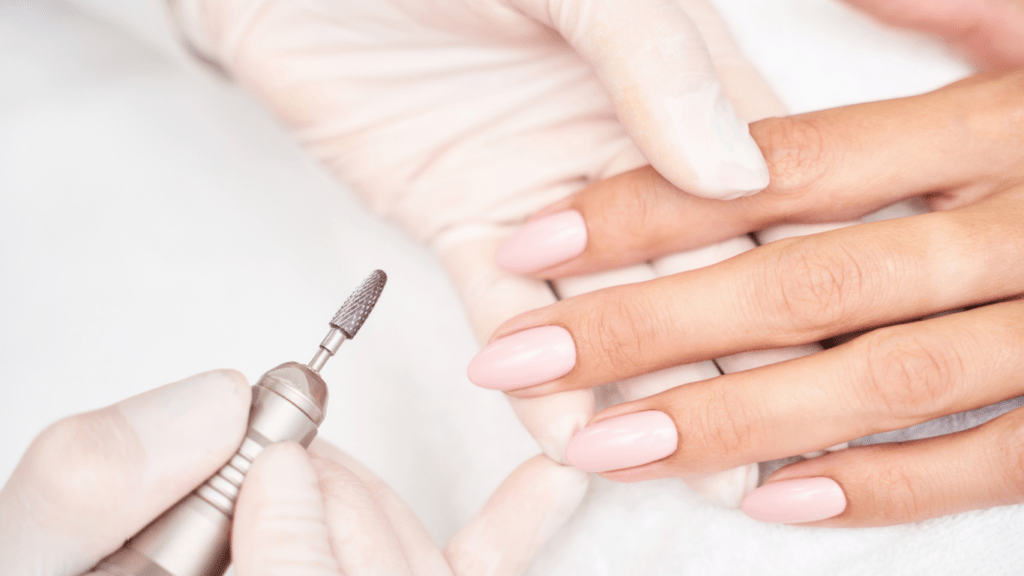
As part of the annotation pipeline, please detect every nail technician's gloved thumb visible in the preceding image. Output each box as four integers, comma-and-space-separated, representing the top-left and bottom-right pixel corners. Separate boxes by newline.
500, 0, 769, 199
0, 370, 251, 576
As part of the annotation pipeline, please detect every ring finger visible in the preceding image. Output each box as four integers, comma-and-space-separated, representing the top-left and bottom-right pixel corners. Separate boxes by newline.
561, 298, 1024, 483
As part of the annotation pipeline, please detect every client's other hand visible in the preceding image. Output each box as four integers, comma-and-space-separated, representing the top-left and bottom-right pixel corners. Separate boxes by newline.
477, 70, 1024, 526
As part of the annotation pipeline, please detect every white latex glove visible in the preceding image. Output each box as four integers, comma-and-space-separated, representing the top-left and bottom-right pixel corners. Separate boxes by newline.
236, 441, 586, 576
0, 371, 578, 576
0, 371, 251, 576
166, 0, 791, 511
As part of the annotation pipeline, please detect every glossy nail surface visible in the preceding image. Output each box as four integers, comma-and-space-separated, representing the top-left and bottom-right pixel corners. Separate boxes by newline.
496, 210, 587, 274
467, 326, 576, 390
741, 477, 847, 524
565, 410, 678, 472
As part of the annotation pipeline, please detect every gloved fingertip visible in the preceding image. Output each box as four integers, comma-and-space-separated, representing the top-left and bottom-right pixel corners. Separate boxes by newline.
234, 442, 342, 576
508, 391, 595, 465
684, 463, 760, 508
649, 84, 769, 200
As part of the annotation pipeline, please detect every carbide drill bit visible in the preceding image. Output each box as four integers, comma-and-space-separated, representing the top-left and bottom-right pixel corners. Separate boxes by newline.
309, 270, 387, 372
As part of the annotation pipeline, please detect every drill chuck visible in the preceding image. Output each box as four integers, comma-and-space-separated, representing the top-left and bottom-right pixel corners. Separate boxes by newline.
87, 363, 328, 576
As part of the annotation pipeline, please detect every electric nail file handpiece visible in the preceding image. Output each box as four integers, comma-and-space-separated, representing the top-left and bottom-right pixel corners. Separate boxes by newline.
84, 270, 387, 576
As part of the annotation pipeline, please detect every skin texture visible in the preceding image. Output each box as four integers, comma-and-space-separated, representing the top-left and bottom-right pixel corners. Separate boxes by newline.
486, 69, 1024, 527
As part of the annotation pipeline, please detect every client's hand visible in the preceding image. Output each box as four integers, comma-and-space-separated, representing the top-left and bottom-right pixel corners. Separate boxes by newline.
472, 70, 1024, 526
170, 0, 791, 530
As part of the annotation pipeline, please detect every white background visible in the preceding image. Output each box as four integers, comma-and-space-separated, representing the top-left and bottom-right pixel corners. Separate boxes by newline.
3, 0, 1021, 573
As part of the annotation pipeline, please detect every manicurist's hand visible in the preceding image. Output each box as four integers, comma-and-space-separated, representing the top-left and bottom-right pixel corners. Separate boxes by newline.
0, 371, 564, 576
470, 70, 1024, 527
0, 371, 252, 576
231, 440, 454, 576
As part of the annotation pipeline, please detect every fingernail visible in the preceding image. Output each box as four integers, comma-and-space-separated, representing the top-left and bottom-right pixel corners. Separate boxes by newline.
565, 410, 678, 472
467, 326, 576, 390
741, 477, 847, 523
496, 210, 587, 274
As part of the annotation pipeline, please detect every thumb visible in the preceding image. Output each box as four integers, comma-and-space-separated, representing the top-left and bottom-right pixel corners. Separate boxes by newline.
505, 0, 769, 199
0, 370, 251, 576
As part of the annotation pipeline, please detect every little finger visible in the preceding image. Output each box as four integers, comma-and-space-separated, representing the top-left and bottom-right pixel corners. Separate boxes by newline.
742, 405, 1024, 526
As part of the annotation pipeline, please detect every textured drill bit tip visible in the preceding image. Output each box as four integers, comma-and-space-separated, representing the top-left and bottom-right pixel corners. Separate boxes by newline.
330, 270, 387, 338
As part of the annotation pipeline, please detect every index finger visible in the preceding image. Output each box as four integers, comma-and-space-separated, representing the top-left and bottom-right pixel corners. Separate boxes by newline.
495, 71, 1024, 278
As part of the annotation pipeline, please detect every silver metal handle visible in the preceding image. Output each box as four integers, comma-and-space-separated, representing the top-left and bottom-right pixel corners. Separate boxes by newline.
88, 363, 328, 576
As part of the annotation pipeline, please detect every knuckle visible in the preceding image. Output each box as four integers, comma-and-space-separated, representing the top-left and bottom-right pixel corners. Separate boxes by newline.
956, 72, 1024, 177
758, 237, 866, 336
857, 328, 964, 420
688, 386, 761, 460
985, 71, 1024, 126
990, 410, 1024, 502
752, 116, 831, 199
598, 169, 663, 247
869, 463, 927, 524
23, 409, 142, 517
578, 289, 667, 378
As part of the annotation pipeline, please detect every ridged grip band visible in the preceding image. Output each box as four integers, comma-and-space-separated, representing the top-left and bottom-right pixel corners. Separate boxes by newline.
88, 363, 329, 576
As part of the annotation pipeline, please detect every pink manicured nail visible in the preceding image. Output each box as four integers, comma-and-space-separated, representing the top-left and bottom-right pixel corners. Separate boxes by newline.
741, 477, 847, 523
467, 326, 576, 390
565, 411, 678, 472
496, 210, 587, 274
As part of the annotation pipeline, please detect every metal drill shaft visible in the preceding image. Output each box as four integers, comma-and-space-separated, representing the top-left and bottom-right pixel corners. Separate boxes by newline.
309, 270, 387, 372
